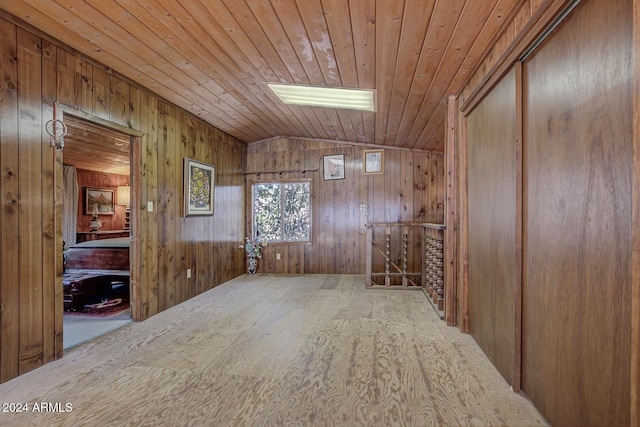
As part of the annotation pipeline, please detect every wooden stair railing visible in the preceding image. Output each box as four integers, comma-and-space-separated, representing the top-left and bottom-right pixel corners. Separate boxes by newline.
365, 223, 446, 318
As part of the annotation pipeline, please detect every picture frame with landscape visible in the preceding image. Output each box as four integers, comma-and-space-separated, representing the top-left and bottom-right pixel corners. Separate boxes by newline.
85, 187, 115, 215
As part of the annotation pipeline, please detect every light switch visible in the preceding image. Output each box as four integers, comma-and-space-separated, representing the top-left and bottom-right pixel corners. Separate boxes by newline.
147, 201, 154, 212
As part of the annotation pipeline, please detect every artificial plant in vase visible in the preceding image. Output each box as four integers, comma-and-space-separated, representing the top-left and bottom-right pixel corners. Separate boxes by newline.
243, 235, 266, 275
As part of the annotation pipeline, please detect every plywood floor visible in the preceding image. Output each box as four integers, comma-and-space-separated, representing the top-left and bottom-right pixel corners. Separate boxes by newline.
0, 275, 547, 426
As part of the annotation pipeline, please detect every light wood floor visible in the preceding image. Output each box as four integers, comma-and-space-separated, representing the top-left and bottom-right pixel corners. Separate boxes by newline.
0, 275, 547, 426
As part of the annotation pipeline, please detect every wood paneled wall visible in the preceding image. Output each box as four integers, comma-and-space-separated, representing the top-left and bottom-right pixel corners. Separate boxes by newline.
246, 138, 444, 274
0, 15, 246, 384
466, 67, 517, 387
459, 0, 575, 114
456, 0, 637, 424
0, 21, 54, 383
455, 1, 579, 337
523, 0, 632, 424
75, 169, 129, 232
138, 102, 246, 318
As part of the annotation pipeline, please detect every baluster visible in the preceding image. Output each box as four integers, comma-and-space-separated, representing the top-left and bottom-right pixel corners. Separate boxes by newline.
402, 226, 408, 287
421, 226, 427, 288
435, 232, 445, 309
429, 239, 435, 301
385, 227, 391, 287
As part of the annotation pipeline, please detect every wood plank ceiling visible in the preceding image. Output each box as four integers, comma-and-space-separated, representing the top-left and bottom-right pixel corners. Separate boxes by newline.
0, 0, 518, 152
63, 116, 131, 175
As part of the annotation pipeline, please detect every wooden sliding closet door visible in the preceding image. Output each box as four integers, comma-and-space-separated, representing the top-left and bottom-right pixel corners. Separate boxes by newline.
467, 67, 517, 386
523, 0, 632, 425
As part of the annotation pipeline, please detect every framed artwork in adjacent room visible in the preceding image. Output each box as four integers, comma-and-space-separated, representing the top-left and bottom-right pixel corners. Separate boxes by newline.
85, 187, 115, 215
323, 154, 345, 180
183, 158, 215, 216
363, 149, 384, 174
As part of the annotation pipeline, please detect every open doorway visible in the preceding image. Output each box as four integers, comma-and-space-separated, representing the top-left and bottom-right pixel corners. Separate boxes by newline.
59, 110, 138, 349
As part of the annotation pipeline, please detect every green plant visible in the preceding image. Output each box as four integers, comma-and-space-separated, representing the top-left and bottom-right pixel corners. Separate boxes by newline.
244, 236, 266, 259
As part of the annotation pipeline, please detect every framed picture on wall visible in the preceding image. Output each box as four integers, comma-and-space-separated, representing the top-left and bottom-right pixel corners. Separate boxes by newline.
85, 187, 115, 215
183, 157, 215, 216
323, 154, 345, 180
363, 149, 384, 174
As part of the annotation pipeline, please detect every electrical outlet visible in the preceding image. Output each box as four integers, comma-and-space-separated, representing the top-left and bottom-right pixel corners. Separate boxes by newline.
276, 253, 281, 260
360, 204, 366, 211
186, 268, 192, 278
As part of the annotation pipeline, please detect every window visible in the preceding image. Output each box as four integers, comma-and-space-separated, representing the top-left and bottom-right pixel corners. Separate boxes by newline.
252, 181, 311, 243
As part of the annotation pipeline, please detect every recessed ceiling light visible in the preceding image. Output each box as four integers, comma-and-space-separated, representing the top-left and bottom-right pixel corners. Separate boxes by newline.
267, 83, 376, 112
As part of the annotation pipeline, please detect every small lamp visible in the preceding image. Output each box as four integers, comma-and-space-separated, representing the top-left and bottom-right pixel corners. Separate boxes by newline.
89, 203, 102, 231
117, 185, 131, 230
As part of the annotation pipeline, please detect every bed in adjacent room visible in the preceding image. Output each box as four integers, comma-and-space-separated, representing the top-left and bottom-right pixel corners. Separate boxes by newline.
63, 237, 130, 311
64, 236, 130, 272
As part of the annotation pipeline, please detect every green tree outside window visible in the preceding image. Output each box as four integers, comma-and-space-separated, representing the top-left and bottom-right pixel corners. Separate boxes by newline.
253, 182, 310, 242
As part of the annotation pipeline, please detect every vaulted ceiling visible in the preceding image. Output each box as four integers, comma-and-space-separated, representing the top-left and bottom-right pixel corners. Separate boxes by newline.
0, 0, 517, 152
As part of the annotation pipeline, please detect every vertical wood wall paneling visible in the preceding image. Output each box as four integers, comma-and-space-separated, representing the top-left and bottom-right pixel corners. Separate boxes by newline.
215, 127, 245, 283
522, 0, 632, 424
385, 150, 401, 275
80, 60, 93, 114
400, 150, 416, 273
180, 112, 193, 303
41, 39, 58, 363
323, 149, 336, 273
144, 92, 160, 320
459, 0, 576, 114
367, 153, 382, 273
513, 61, 523, 393
56, 49, 81, 110
53, 106, 65, 359
467, 67, 517, 386
158, 101, 175, 312
130, 86, 145, 320
111, 75, 129, 127
413, 150, 427, 273
196, 118, 207, 294
437, 147, 445, 220
444, 94, 457, 326
289, 149, 306, 274
633, 0, 640, 423
0, 17, 20, 382
53, 110, 64, 359
129, 88, 143, 321
0, 15, 247, 382
457, 114, 469, 333
246, 138, 444, 275
92, 67, 111, 121
17, 27, 44, 374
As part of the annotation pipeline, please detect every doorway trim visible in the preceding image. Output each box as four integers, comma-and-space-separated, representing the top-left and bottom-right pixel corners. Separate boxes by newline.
56, 102, 144, 322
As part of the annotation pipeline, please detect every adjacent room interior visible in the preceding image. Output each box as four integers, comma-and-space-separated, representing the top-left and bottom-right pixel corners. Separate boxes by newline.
60, 116, 134, 348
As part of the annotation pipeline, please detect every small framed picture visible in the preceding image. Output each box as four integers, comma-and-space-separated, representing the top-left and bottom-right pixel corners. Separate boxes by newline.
323, 154, 345, 180
363, 149, 384, 174
85, 187, 115, 215
183, 158, 215, 216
